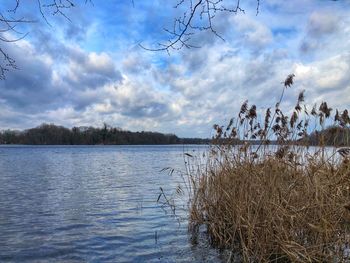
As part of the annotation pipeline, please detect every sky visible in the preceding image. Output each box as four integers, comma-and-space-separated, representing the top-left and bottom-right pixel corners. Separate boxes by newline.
0, 0, 349, 137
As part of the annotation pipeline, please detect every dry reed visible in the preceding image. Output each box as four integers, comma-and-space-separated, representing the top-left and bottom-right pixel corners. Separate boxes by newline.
185, 74, 350, 262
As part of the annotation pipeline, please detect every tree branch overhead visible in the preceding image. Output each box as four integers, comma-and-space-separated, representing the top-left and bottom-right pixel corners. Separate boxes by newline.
140, 0, 260, 54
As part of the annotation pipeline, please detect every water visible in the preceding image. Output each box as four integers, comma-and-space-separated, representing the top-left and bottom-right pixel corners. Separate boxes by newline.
0, 145, 222, 262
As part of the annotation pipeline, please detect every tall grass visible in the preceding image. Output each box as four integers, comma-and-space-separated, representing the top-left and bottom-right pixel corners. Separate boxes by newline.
185, 75, 350, 262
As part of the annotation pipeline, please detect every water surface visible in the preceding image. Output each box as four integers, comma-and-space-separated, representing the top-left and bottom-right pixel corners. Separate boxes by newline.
0, 145, 221, 262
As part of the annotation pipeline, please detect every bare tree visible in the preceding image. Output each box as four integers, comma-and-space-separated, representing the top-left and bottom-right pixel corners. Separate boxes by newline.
0, 0, 342, 79
0, 0, 263, 79
140, 0, 261, 53
1, 0, 264, 79
0, 2, 31, 80
0, 0, 88, 79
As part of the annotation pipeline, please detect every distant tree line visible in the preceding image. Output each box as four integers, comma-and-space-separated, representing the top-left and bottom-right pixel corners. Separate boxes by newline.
212, 126, 350, 147
303, 126, 350, 147
0, 123, 209, 145
2, 123, 345, 146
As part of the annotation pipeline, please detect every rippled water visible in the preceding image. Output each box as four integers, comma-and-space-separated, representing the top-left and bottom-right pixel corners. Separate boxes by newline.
0, 145, 223, 262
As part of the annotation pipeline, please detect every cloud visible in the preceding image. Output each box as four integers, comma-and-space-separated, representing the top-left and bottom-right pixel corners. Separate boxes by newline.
64, 49, 123, 89
232, 15, 273, 50
0, 0, 350, 138
0, 41, 61, 113
307, 11, 339, 37
293, 53, 350, 106
107, 79, 173, 118
300, 10, 348, 55
122, 53, 151, 74
0, 38, 123, 114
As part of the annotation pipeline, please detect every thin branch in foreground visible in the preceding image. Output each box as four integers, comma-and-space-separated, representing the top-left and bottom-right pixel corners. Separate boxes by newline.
140, 0, 259, 53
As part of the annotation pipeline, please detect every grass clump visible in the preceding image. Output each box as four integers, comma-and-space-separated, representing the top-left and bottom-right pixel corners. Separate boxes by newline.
187, 75, 350, 262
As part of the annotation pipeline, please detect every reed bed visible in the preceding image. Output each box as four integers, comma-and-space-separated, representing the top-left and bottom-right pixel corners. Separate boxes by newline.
185, 75, 350, 262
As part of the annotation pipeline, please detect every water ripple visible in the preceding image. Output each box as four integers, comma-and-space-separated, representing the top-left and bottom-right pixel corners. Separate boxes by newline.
0, 145, 220, 262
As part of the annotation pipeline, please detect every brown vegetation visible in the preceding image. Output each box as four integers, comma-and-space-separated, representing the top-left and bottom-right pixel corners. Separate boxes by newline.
184, 75, 350, 262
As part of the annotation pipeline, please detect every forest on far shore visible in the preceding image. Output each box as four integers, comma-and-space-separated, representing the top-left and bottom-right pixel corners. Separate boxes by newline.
0, 123, 209, 145
1, 123, 349, 146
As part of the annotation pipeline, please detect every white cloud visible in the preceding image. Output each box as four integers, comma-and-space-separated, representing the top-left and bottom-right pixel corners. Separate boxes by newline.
232, 15, 273, 48
293, 54, 350, 106
1, 0, 350, 138
307, 11, 339, 37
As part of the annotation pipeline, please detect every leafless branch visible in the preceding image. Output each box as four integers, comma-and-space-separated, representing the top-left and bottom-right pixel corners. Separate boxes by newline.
140, 0, 260, 53
0, 0, 89, 79
0, 47, 17, 80
0, 2, 36, 79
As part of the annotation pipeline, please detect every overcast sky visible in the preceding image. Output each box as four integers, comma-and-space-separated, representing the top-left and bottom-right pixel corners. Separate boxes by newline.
0, 0, 349, 137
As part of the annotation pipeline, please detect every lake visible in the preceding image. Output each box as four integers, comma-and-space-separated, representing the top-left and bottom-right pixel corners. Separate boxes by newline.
0, 145, 223, 262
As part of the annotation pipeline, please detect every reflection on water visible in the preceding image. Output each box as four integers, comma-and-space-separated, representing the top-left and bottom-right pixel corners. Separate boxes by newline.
0, 145, 222, 262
